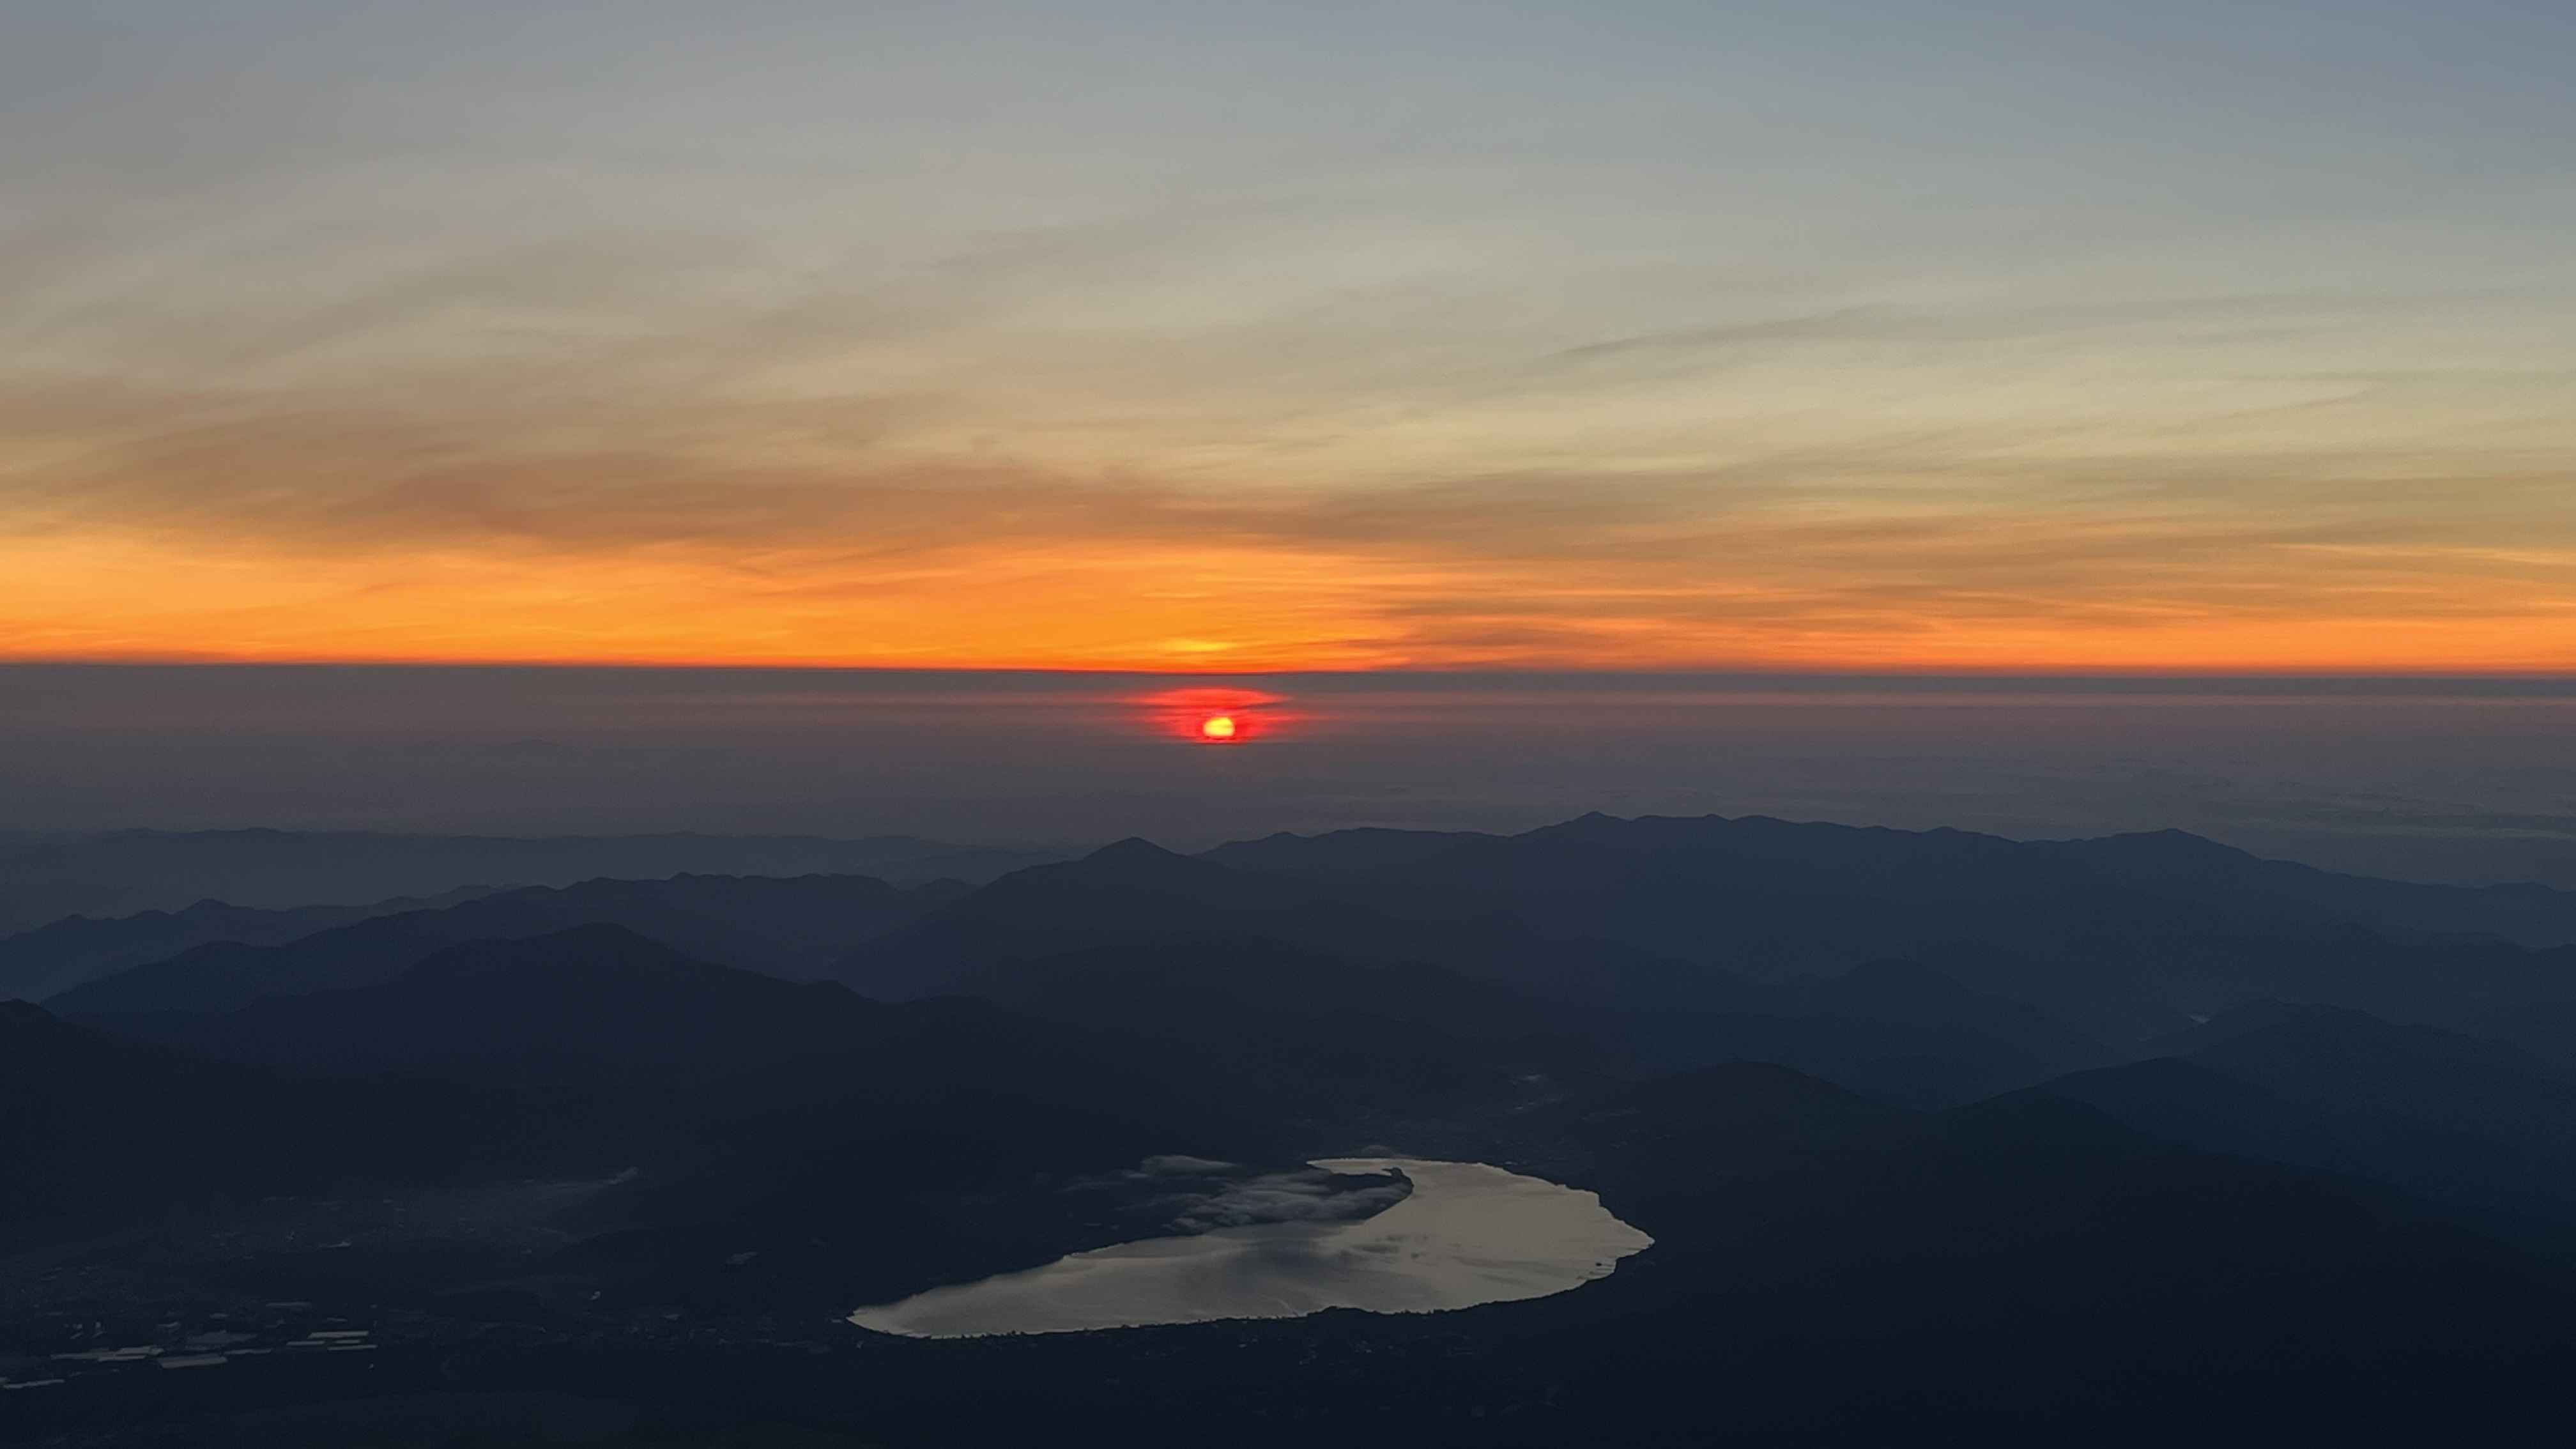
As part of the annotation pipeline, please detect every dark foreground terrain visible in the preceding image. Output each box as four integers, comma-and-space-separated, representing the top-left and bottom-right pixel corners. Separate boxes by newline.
11, 813, 2576, 1446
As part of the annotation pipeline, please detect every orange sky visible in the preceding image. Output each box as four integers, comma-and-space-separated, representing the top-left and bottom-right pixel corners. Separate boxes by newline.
4, 4, 2572, 673
5, 360, 2568, 671
6, 523, 2569, 673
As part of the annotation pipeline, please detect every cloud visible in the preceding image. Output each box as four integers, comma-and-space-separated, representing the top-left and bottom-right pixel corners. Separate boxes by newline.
1165, 1167, 1413, 1233
1, 181, 2570, 672
1135, 1154, 1235, 1176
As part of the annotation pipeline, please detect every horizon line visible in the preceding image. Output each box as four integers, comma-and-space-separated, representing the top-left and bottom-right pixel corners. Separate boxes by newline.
5, 659, 2575, 691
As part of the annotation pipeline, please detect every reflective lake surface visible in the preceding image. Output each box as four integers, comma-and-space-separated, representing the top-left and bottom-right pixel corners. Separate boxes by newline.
847, 1158, 1653, 1338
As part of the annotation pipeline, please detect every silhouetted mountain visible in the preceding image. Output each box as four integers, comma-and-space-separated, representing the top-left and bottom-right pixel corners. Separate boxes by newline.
1441, 954, 2112, 1108
1505, 1059, 1908, 1185
452, 871, 972, 979
2034, 827, 2576, 947
2136, 994, 2356, 1054
0, 828, 1064, 934
832, 838, 1475, 999
13, 947, 1289, 1250
2484, 997, 2576, 1080
1686, 957, 2115, 1108
89, 925, 977, 1088
0, 885, 494, 1003
2051, 1055, 2576, 1217
2187, 1007, 2576, 1153
24, 810, 2576, 1446
555, 1112, 1315, 1321
1408, 1065, 2576, 1444
0, 1001, 587, 1244
855, 878, 2108, 1109
1207, 813, 2576, 1036
960, 935, 1544, 1039
3, 989, 1245, 1267
50, 871, 960, 1015
866, 935, 1538, 1114
836, 831, 2133, 1107
1626, 1088, 2576, 1445
2046, 1004, 2576, 1225
55, 924, 1282, 1168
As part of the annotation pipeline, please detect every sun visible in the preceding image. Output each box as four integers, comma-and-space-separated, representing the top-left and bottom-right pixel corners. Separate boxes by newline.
1138, 686, 1291, 744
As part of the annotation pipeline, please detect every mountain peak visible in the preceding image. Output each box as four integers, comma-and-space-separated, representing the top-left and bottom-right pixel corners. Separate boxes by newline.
1085, 836, 1186, 865
1539, 810, 1632, 834
2084, 829, 2254, 859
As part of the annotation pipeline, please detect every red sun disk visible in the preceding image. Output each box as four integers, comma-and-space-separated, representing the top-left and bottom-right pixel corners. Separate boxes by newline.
1137, 686, 1291, 744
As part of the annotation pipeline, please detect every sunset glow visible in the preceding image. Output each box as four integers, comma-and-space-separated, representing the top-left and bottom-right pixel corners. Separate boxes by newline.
1144, 688, 1288, 744
4, 531, 2571, 673
0, 5, 2567, 675
14, 9, 2576, 1439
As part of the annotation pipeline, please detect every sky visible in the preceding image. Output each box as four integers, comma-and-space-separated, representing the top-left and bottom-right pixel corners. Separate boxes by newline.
3, 0, 2572, 672
7, 666, 2575, 889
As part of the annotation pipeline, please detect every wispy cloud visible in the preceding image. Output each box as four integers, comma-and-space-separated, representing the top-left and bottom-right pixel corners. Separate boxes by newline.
3, 1, 2572, 670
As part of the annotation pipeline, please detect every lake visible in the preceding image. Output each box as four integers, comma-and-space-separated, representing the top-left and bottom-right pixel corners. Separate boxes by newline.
847, 1158, 1653, 1338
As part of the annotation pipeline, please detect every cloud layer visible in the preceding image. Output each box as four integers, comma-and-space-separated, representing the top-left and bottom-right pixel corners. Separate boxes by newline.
3, 1, 2570, 669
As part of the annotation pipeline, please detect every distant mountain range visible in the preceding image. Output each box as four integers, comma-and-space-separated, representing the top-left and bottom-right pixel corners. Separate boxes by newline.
0, 828, 1068, 935
0, 884, 498, 1004
95, 924, 983, 1088
16, 811, 2576, 1443
20, 813, 2576, 1094
40, 871, 964, 1013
